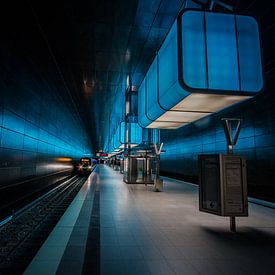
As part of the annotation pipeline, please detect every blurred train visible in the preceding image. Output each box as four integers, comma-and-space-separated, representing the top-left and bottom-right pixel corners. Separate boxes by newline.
78, 157, 92, 174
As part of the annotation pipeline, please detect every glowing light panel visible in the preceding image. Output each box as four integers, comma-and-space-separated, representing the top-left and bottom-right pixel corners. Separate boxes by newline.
138, 10, 263, 129
111, 121, 143, 152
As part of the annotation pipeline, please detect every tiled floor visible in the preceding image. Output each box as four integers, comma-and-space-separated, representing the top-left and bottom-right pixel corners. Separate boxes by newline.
100, 165, 275, 275
25, 165, 275, 274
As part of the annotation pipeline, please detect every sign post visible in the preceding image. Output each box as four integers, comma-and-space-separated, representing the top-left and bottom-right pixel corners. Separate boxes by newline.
222, 118, 242, 232
153, 143, 164, 192
198, 118, 248, 232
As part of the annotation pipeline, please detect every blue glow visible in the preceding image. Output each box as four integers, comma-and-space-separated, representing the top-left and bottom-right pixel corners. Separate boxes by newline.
113, 124, 121, 149
151, 129, 160, 144
158, 22, 186, 111
0, 108, 3, 127
237, 16, 263, 92
23, 136, 38, 151
206, 13, 239, 90
161, 124, 258, 177
0, 108, 89, 158
138, 10, 263, 128
182, 11, 262, 92
138, 80, 152, 127
3, 110, 25, 134
1, 128, 24, 150
112, 121, 143, 150
182, 11, 207, 88
158, 22, 178, 105
147, 58, 160, 121
25, 122, 39, 139
120, 122, 126, 144
104, 79, 128, 152
129, 122, 143, 144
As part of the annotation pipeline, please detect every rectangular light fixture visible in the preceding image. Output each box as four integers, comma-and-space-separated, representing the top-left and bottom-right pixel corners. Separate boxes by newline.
138, 10, 263, 129
110, 121, 143, 152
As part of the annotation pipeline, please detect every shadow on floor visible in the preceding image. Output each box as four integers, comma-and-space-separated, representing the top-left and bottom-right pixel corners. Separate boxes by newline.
201, 226, 275, 246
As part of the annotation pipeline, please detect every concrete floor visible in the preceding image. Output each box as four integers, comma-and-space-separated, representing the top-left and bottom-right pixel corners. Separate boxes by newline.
26, 164, 275, 274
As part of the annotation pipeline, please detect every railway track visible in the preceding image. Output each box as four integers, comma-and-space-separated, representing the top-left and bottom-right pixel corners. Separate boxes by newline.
0, 170, 73, 222
0, 172, 91, 274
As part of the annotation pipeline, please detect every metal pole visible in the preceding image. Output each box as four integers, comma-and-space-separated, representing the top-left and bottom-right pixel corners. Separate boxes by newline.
222, 118, 242, 232
230, 216, 236, 232
154, 143, 163, 191
228, 122, 236, 232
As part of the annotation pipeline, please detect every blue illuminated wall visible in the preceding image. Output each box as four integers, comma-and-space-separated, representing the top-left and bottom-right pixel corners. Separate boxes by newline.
0, 37, 91, 184
160, 87, 275, 202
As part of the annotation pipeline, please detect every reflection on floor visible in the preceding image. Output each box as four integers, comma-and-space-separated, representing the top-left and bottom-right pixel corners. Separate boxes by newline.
25, 165, 275, 275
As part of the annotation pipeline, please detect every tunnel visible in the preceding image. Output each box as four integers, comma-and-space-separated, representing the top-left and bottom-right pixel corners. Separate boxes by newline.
1, 0, 275, 274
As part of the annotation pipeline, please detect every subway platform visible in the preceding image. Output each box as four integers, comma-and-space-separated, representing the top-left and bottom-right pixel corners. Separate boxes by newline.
24, 165, 275, 275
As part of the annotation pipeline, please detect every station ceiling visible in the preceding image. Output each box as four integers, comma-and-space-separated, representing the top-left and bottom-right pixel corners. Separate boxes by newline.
3, 0, 273, 151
